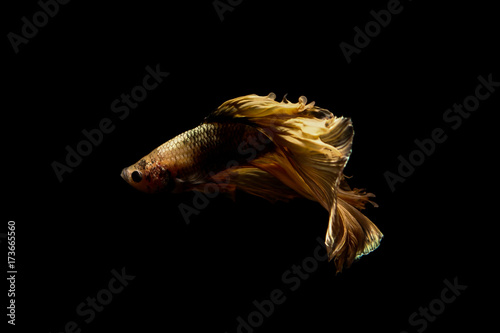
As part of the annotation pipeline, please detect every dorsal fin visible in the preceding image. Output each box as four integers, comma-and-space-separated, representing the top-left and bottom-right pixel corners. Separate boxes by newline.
203, 93, 332, 125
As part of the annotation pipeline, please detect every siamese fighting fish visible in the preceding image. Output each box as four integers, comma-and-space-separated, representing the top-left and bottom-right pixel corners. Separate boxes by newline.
121, 93, 382, 272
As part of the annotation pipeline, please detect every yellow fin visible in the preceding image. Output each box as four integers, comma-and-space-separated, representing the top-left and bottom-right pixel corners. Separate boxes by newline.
225, 167, 300, 202
207, 93, 382, 272
327, 195, 383, 272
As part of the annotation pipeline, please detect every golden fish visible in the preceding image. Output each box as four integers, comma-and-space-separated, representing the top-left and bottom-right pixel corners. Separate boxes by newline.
121, 93, 383, 272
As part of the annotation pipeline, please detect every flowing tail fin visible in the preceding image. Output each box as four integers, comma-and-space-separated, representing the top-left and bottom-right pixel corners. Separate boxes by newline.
205, 93, 383, 272
328, 180, 383, 271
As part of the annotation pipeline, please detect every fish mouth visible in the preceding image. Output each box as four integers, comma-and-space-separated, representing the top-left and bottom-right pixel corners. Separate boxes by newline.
120, 168, 129, 182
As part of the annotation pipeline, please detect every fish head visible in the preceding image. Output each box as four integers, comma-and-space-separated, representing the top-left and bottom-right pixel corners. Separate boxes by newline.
121, 157, 172, 193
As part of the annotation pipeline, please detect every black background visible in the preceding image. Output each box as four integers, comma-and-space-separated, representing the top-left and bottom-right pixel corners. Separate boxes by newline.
4, 0, 498, 332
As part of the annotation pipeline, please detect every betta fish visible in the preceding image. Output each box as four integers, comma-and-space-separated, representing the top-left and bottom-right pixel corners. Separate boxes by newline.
121, 93, 382, 272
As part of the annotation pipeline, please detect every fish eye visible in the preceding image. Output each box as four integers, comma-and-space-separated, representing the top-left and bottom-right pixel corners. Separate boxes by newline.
131, 171, 143, 183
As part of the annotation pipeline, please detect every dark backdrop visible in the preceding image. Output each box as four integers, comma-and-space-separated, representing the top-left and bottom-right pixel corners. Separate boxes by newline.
4, 1, 497, 332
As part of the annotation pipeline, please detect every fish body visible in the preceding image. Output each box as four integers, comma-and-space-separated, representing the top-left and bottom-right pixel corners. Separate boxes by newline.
121, 93, 383, 272
121, 122, 266, 193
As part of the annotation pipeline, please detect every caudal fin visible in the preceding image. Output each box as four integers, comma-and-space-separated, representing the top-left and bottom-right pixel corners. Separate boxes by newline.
205, 93, 382, 272
327, 182, 383, 271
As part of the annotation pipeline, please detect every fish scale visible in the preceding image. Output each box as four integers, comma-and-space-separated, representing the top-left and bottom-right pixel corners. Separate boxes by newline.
146, 122, 263, 183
